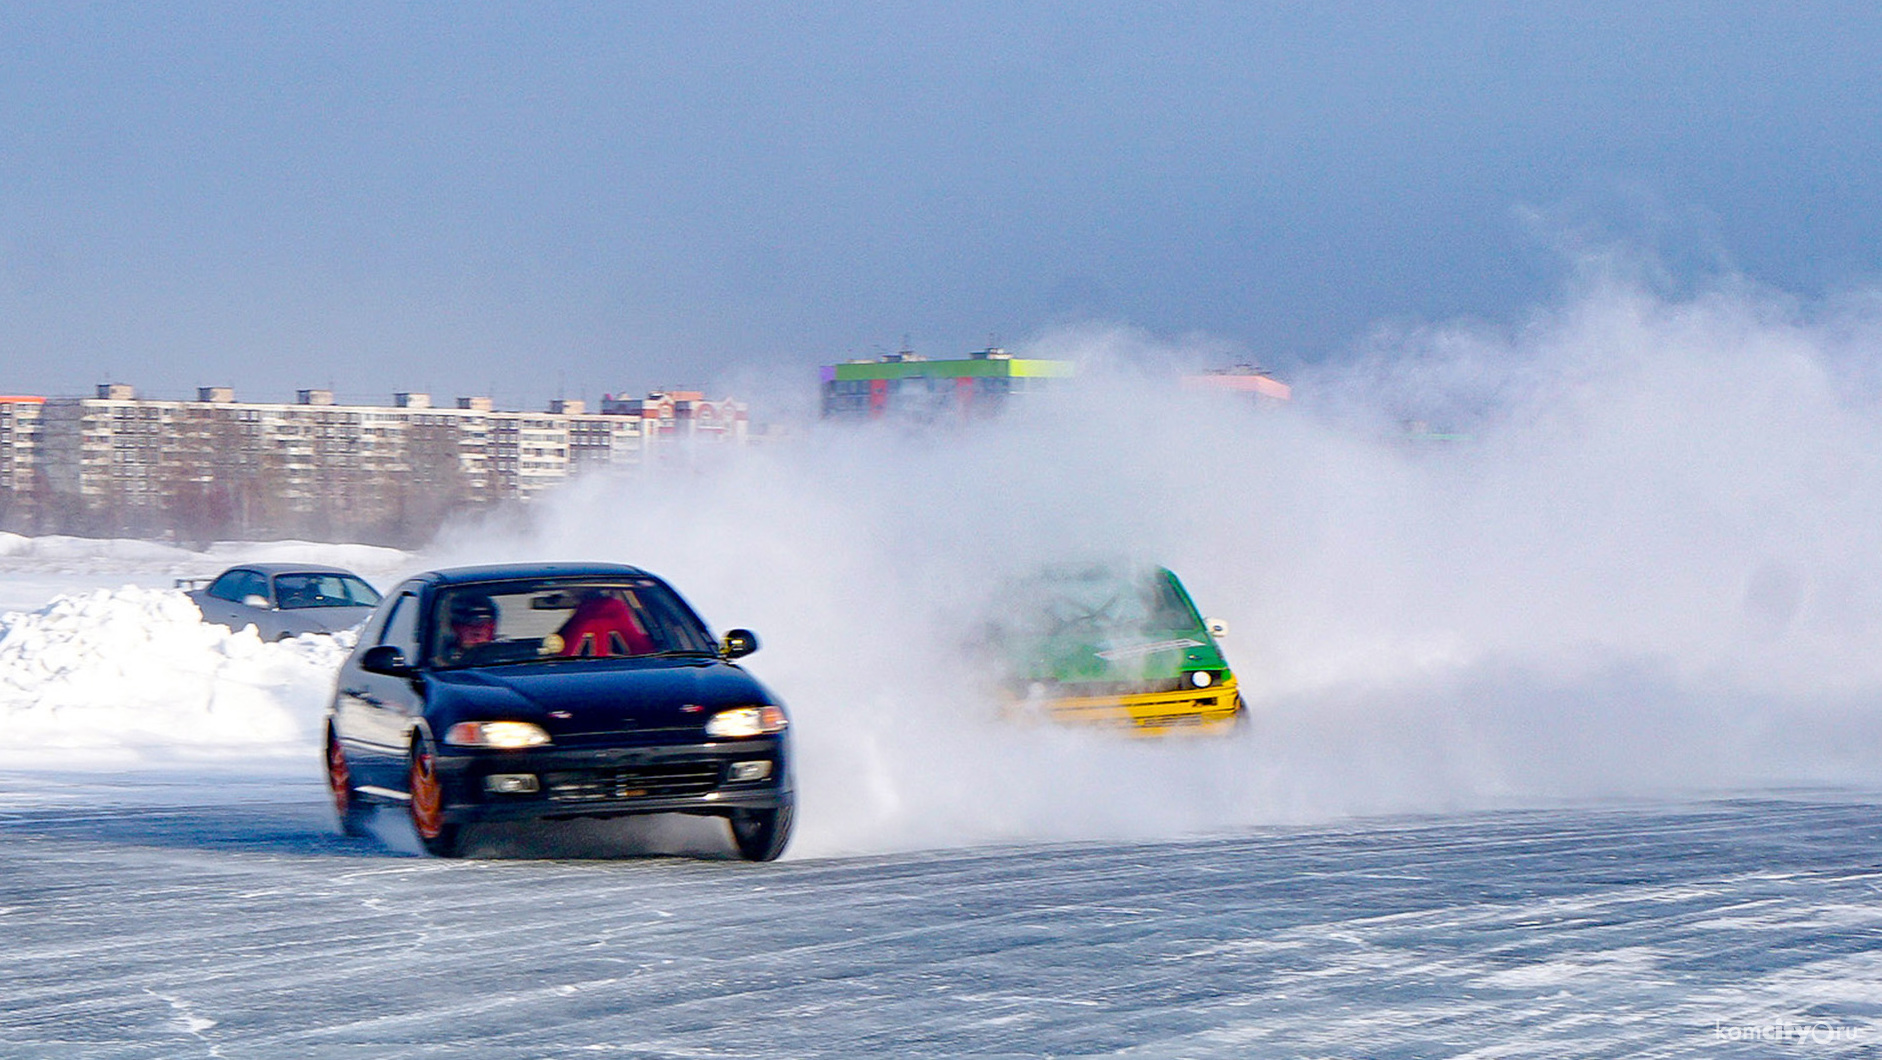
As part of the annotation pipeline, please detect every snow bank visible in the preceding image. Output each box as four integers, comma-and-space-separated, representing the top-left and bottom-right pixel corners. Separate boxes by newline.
0, 586, 350, 768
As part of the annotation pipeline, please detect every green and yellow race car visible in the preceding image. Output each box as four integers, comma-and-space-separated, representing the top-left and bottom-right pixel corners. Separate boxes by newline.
986, 563, 1244, 736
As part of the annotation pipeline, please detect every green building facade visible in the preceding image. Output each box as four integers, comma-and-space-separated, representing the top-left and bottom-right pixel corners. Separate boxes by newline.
820, 348, 1075, 420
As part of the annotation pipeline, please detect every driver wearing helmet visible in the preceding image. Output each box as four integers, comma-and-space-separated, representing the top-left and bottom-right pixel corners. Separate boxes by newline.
444, 594, 499, 662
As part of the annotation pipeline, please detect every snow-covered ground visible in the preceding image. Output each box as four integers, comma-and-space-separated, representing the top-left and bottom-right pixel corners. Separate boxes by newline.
2, 786, 1877, 1057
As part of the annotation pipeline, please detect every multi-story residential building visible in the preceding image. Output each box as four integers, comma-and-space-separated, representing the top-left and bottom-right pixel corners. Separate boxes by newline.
0, 396, 43, 527
819, 347, 1075, 420
819, 349, 1292, 422
0, 385, 748, 544
598, 390, 750, 443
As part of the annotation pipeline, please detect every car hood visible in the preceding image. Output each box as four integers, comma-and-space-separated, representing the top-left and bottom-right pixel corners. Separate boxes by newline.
425, 657, 776, 743
1010, 629, 1227, 686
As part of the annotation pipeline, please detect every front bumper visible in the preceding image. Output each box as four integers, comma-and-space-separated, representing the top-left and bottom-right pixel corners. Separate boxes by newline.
432, 737, 791, 824
1009, 675, 1244, 736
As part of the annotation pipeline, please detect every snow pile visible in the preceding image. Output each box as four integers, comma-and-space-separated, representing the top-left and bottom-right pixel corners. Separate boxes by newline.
0, 587, 350, 767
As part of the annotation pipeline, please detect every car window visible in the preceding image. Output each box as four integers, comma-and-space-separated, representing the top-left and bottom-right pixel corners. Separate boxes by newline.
379, 592, 422, 657
356, 583, 409, 644
207, 570, 266, 603
1145, 572, 1204, 632
273, 573, 382, 609
429, 579, 716, 668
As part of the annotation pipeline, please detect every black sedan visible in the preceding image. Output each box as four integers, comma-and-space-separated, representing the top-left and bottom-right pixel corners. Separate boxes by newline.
183, 563, 383, 640
322, 563, 794, 860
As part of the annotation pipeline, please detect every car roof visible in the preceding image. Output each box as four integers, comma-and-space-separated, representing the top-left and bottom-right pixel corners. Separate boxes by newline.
416, 562, 655, 587
222, 562, 366, 577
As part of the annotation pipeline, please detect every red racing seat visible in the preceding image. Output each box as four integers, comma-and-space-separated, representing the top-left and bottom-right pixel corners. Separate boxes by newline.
556, 594, 655, 657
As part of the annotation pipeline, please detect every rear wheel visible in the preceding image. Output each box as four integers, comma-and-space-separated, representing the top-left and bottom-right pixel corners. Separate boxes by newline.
408, 740, 465, 858
728, 800, 794, 862
325, 728, 369, 837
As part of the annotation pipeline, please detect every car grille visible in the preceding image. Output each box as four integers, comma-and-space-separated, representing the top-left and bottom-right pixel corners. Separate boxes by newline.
544, 762, 722, 803
549, 723, 706, 747
1128, 708, 1216, 729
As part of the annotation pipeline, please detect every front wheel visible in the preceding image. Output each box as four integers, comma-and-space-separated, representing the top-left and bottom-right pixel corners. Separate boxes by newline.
408, 741, 465, 858
325, 728, 370, 837
728, 801, 794, 862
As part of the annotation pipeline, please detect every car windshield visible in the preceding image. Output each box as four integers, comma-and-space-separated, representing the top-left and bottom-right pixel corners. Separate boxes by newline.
272, 573, 382, 609
1011, 566, 1201, 641
429, 578, 717, 668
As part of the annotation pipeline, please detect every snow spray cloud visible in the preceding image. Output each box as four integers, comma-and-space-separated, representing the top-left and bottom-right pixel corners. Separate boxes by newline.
423, 280, 1882, 855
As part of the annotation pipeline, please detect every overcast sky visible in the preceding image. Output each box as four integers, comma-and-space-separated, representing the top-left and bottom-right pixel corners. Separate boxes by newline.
2, 2, 1879, 409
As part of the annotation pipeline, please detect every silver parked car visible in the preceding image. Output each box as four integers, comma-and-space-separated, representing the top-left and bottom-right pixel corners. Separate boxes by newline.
183, 563, 384, 640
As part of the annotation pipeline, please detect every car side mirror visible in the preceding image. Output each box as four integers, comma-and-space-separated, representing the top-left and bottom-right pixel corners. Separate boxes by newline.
1206, 617, 1228, 639
360, 644, 416, 676
720, 628, 759, 659
243, 594, 272, 609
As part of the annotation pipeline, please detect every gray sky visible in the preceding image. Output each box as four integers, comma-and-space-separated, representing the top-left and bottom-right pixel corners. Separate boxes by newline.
3, 1, 1878, 409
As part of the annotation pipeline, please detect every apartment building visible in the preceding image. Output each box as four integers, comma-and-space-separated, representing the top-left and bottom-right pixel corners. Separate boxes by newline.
820, 347, 1075, 420
0, 396, 43, 526
3, 385, 748, 544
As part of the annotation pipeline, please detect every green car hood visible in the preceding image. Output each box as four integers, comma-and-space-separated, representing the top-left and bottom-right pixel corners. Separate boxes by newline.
1016, 629, 1226, 685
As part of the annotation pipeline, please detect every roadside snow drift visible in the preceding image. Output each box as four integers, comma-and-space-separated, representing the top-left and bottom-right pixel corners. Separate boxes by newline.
0, 587, 350, 767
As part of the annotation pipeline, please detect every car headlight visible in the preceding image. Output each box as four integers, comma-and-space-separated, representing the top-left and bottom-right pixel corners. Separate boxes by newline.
705, 705, 788, 739
444, 721, 552, 748
1189, 671, 1214, 688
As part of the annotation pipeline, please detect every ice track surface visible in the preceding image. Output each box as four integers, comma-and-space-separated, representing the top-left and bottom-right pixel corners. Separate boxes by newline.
3, 784, 1880, 1058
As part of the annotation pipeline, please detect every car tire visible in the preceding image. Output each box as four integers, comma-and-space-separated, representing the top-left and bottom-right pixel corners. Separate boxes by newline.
408, 739, 465, 858
728, 801, 794, 862
325, 728, 370, 837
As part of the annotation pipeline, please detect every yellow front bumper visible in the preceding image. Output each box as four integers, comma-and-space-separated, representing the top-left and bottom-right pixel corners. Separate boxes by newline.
1013, 675, 1244, 736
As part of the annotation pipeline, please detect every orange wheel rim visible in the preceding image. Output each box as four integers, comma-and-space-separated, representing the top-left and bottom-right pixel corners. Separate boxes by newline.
326, 736, 351, 817
410, 749, 445, 838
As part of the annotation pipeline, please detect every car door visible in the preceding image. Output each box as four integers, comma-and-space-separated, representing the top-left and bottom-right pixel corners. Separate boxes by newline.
336, 588, 429, 786
198, 569, 263, 631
